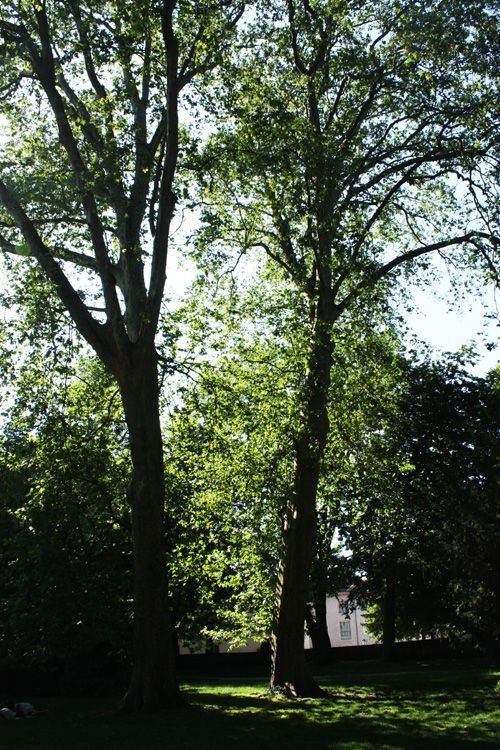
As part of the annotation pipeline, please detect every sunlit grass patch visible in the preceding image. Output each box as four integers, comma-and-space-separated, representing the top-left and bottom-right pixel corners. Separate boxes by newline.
1, 660, 498, 749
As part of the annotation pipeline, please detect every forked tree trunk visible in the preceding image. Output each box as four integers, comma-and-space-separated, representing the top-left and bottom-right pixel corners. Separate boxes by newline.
271, 320, 333, 696
117, 347, 179, 712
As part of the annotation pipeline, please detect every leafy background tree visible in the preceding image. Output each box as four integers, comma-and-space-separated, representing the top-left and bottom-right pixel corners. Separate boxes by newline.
163, 266, 303, 650
340, 356, 499, 656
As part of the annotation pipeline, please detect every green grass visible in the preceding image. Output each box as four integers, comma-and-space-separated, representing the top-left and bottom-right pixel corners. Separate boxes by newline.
2, 660, 499, 749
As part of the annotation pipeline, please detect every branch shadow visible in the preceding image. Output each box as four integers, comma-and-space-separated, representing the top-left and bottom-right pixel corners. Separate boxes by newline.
1, 674, 498, 750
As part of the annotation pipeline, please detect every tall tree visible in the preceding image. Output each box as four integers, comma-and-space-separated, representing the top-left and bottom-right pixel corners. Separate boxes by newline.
196, 0, 498, 694
0, 0, 244, 711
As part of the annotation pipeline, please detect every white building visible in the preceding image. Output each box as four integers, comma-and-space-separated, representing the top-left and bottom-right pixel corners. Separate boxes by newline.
304, 591, 376, 649
179, 592, 376, 654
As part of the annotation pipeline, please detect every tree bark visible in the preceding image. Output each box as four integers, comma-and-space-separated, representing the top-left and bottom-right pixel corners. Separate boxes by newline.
306, 595, 332, 662
117, 346, 179, 712
271, 320, 333, 696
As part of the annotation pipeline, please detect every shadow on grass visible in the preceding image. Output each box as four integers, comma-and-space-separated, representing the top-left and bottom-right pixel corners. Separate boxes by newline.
184, 684, 500, 749
1, 664, 498, 750
0, 700, 497, 750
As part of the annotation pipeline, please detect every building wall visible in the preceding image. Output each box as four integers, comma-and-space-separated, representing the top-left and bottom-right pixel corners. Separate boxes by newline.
304, 593, 377, 649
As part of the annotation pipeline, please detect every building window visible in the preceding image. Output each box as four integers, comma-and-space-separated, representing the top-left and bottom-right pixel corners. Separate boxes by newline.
340, 621, 352, 640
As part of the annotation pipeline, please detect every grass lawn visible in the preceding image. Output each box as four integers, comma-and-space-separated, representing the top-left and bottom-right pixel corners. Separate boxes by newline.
1, 659, 498, 749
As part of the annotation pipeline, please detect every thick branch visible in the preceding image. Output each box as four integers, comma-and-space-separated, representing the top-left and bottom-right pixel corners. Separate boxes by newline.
253, 240, 304, 286
177, 4, 245, 89
56, 72, 102, 147
0, 228, 98, 271
350, 165, 422, 259
178, 19, 208, 84
369, 7, 406, 51
287, 0, 309, 76
0, 177, 109, 360
266, 186, 307, 284
344, 147, 478, 210
339, 232, 498, 312
325, 76, 349, 130
340, 69, 384, 152
29, 6, 123, 329
148, 0, 179, 331
67, 0, 107, 98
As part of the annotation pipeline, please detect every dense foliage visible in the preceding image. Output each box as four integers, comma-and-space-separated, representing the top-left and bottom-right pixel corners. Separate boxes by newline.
0, 351, 131, 685
348, 360, 499, 651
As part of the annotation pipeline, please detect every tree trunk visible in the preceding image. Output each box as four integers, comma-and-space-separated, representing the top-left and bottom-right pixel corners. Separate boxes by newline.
306, 595, 332, 662
382, 569, 397, 662
271, 320, 333, 697
117, 347, 179, 712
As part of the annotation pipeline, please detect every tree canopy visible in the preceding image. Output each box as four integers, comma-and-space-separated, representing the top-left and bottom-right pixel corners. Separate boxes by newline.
0, 0, 498, 711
